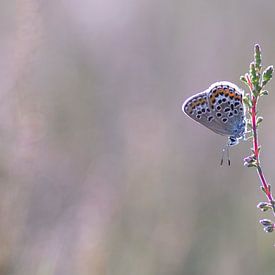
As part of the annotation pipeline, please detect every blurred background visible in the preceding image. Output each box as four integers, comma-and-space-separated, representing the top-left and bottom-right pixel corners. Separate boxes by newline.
1, 0, 275, 274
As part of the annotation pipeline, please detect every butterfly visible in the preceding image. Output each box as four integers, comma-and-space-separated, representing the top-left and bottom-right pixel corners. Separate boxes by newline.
182, 81, 246, 165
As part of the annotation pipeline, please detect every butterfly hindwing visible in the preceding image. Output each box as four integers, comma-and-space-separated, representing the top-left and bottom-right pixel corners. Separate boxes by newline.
207, 81, 245, 135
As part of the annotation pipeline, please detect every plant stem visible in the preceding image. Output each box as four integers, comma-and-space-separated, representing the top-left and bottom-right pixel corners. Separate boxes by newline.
246, 75, 275, 213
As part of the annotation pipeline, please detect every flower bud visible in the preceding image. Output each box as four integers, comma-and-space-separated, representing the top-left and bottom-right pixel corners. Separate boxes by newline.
257, 202, 271, 212
260, 219, 273, 226
264, 225, 274, 233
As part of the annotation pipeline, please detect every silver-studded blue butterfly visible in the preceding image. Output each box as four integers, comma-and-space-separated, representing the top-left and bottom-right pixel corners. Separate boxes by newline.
182, 81, 246, 164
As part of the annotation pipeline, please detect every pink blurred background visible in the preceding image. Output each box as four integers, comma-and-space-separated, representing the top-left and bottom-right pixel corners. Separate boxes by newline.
1, 1, 275, 274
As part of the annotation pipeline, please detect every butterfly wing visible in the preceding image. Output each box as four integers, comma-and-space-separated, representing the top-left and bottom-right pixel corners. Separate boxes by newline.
182, 90, 231, 136
207, 81, 245, 137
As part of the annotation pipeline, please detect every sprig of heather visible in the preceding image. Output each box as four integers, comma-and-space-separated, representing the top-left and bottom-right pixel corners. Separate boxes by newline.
240, 44, 275, 235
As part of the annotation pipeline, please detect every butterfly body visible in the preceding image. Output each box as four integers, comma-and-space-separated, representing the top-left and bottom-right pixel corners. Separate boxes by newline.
182, 81, 246, 146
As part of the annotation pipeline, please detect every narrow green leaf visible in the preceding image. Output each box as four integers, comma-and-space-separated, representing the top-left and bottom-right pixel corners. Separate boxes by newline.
240, 76, 250, 88
250, 62, 257, 81
258, 146, 261, 154
257, 202, 271, 212
254, 44, 262, 72
262, 65, 274, 87
243, 95, 252, 108
246, 121, 252, 129
250, 62, 261, 92
256, 116, 263, 126
260, 90, 269, 96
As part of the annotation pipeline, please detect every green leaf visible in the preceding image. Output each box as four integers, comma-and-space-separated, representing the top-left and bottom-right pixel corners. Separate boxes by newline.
256, 116, 263, 126
250, 62, 261, 93
262, 65, 274, 87
250, 62, 257, 81
257, 202, 271, 212
254, 44, 262, 72
240, 75, 247, 82
260, 90, 269, 96
243, 95, 252, 108
246, 121, 252, 129
246, 162, 258, 168
240, 75, 248, 84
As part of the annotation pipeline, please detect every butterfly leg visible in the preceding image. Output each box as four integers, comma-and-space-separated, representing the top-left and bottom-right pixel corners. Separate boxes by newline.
220, 143, 230, 166
220, 136, 241, 166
